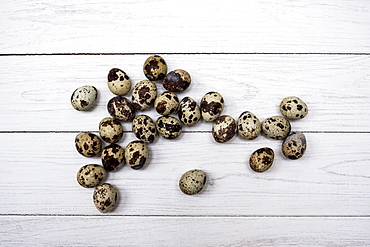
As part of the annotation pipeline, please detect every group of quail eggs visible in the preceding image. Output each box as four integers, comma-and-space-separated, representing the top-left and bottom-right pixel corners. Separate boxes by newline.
71, 55, 308, 213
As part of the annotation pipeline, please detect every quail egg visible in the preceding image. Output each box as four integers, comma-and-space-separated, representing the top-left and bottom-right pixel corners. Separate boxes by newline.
71, 85, 98, 111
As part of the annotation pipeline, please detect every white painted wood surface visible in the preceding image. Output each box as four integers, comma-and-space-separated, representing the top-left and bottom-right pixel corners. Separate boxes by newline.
1, 0, 369, 246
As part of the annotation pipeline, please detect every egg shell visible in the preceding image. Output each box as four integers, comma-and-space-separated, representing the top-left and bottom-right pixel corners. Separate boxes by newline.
125, 140, 149, 170
163, 69, 191, 92
237, 111, 261, 140
200, 92, 224, 122
99, 117, 124, 143
143, 55, 167, 81
107, 68, 131, 96
101, 144, 125, 172
154, 91, 179, 116
132, 115, 157, 143
261, 116, 291, 140
93, 183, 118, 213
75, 132, 102, 157
156, 116, 182, 139
77, 164, 106, 188
282, 131, 307, 160
212, 115, 237, 143
280, 96, 308, 120
107, 96, 136, 122
249, 147, 275, 172
178, 96, 201, 126
132, 80, 157, 111
71, 85, 98, 111
179, 169, 207, 195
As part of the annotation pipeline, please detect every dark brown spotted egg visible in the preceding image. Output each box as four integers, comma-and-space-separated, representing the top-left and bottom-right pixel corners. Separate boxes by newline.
101, 144, 125, 172
237, 111, 261, 140
77, 164, 106, 188
154, 91, 179, 115
280, 96, 308, 120
200, 92, 224, 122
132, 115, 157, 143
156, 116, 182, 139
262, 116, 291, 140
125, 140, 149, 170
163, 69, 191, 92
107, 96, 136, 122
249, 147, 274, 172
107, 68, 131, 96
143, 55, 167, 81
212, 115, 237, 143
75, 132, 102, 157
99, 117, 123, 143
132, 80, 157, 111
71, 85, 98, 111
93, 183, 117, 213
282, 131, 307, 160
178, 97, 201, 126
179, 169, 207, 195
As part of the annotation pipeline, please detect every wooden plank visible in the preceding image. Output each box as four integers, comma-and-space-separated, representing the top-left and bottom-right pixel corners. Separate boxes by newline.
0, 54, 369, 131
1, 0, 370, 53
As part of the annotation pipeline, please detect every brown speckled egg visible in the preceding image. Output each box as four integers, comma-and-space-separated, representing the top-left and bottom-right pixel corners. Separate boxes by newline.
93, 183, 117, 213
132, 115, 157, 143
156, 116, 182, 139
75, 132, 102, 157
71, 85, 98, 111
200, 92, 224, 122
131, 80, 157, 111
178, 97, 201, 126
107, 96, 136, 122
99, 117, 123, 143
179, 169, 207, 195
282, 131, 307, 160
77, 164, 106, 188
280, 96, 308, 120
107, 68, 131, 96
237, 111, 261, 140
154, 91, 179, 115
143, 55, 167, 81
163, 69, 191, 92
101, 144, 125, 172
262, 116, 291, 140
212, 115, 237, 143
249, 147, 274, 172
125, 140, 149, 170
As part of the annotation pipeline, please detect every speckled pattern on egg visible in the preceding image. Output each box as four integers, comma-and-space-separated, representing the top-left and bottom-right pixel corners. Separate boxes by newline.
131, 80, 157, 111
237, 111, 261, 140
280, 96, 308, 120
132, 115, 157, 143
101, 144, 125, 172
125, 140, 149, 170
143, 55, 167, 81
75, 132, 102, 157
93, 183, 117, 213
200, 92, 224, 122
71, 85, 98, 111
262, 116, 291, 140
178, 97, 201, 126
77, 164, 106, 188
99, 117, 123, 143
107, 68, 131, 96
179, 169, 207, 195
156, 116, 182, 139
249, 147, 275, 172
282, 131, 307, 160
154, 91, 179, 116
212, 115, 237, 143
163, 69, 191, 92
107, 96, 136, 122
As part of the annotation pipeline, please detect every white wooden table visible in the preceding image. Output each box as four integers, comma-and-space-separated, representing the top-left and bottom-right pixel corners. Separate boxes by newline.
1, 0, 369, 246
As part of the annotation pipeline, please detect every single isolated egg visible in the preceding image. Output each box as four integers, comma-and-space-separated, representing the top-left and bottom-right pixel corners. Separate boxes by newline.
143, 55, 168, 81
249, 147, 275, 172
93, 183, 118, 213
280, 96, 308, 120
71, 85, 98, 111
179, 169, 207, 195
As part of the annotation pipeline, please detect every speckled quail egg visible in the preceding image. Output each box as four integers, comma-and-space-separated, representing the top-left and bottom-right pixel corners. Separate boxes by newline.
154, 91, 179, 115
107, 96, 136, 122
261, 116, 291, 140
107, 68, 131, 96
132, 115, 157, 143
101, 144, 125, 172
237, 111, 261, 140
131, 80, 157, 111
212, 115, 237, 143
282, 131, 307, 160
125, 140, 149, 170
163, 69, 191, 92
178, 97, 201, 126
179, 169, 207, 195
200, 92, 224, 122
71, 85, 98, 111
280, 96, 308, 120
99, 117, 123, 143
77, 164, 106, 188
156, 116, 182, 139
249, 147, 274, 172
143, 55, 168, 81
75, 132, 102, 157
93, 183, 118, 213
